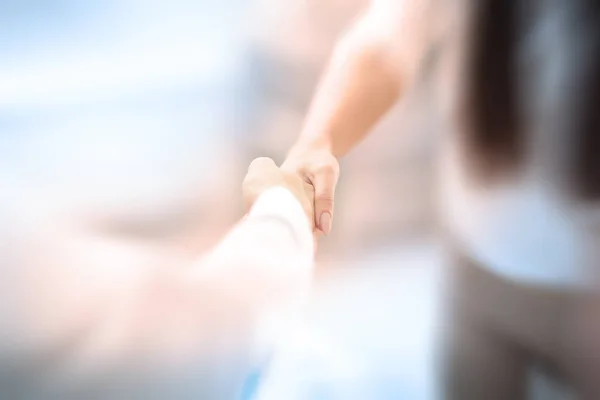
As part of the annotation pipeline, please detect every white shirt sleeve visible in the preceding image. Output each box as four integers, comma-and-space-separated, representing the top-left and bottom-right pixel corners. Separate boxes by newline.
202, 186, 315, 303
4, 187, 315, 399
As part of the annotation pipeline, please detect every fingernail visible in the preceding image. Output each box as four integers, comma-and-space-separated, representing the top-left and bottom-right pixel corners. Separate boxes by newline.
319, 212, 332, 235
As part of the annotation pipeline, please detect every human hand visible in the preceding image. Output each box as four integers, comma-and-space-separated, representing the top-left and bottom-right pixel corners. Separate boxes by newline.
243, 157, 315, 228
281, 147, 339, 235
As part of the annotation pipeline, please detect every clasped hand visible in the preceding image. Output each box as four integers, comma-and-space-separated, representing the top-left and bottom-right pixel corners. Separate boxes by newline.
243, 148, 340, 238
242, 157, 316, 230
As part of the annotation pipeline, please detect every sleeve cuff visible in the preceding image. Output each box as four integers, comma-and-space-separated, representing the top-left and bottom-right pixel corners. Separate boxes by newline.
247, 187, 314, 256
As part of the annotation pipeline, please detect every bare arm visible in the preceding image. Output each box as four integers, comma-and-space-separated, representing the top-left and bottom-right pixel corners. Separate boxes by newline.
284, 0, 435, 233
289, 0, 432, 159
290, 10, 402, 158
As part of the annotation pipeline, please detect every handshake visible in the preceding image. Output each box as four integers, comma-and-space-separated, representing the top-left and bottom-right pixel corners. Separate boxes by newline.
242, 150, 339, 234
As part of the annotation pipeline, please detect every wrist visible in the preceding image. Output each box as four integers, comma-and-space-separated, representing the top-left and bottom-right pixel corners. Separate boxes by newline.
287, 137, 334, 163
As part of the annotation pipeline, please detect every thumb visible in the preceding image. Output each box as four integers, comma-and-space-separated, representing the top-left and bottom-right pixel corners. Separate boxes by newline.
247, 157, 277, 175
309, 168, 338, 235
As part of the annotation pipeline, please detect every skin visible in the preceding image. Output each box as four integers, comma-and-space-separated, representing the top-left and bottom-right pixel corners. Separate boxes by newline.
281, 0, 435, 235
243, 157, 316, 229
280, 0, 600, 395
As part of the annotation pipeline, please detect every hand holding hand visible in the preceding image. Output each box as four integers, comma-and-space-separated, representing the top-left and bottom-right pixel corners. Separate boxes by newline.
281, 148, 340, 235
242, 157, 315, 229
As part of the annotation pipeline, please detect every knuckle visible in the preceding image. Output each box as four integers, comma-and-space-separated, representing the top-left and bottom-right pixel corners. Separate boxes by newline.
291, 152, 339, 183
321, 164, 338, 178
248, 157, 275, 170
316, 192, 335, 205
317, 157, 340, 176
304, 162, 338, 181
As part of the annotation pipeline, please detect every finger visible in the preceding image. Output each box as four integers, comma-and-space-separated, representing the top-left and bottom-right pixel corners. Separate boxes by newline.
244, 157, 278, 192
308, 165, 339, 235
313, 231, 321, 254
299, 180, 316, 230
247, 157, 277, 175
243, 158, 278, 213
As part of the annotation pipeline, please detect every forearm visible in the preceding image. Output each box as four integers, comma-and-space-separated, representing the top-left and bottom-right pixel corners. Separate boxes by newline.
290, 12, 403, 158
8, 188, 314, 396
200, 187, 314, 305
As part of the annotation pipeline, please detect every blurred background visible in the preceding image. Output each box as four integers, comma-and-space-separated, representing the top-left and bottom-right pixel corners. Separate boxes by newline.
0, 0, 450, 398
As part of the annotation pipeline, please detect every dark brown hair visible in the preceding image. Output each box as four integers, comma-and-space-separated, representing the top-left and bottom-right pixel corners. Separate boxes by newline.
462, 0, 600, 201
461, 0, 523, 181
571, 3, 600, 201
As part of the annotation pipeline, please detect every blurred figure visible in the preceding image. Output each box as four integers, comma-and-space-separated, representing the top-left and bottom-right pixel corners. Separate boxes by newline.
0, 158, 316, 399
280, 0, 600, 398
